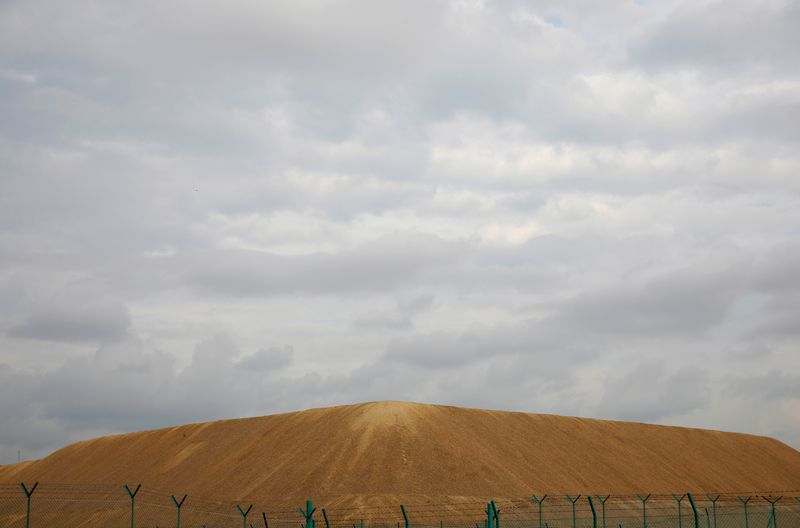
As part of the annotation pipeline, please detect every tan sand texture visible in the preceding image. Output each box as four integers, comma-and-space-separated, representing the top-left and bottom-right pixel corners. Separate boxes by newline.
1, 401, 799, 506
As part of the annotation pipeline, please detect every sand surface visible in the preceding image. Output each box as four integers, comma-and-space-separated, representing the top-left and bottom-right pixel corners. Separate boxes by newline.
1, 401, 799, 506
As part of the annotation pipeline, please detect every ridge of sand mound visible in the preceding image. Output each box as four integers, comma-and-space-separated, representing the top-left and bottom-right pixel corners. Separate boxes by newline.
1, 401, 799, 504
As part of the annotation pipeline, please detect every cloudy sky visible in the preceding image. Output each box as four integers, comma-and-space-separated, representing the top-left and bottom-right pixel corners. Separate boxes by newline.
1, 0, 800, 463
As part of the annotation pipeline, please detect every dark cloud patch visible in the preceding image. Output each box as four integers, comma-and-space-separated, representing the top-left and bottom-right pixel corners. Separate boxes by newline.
554, 266, 746, 337
237, 346, 293, 372
382, 317, 595, 372
629, 1, 800, 74
178, 234, 464, 297
595, 361, 712, 422
729, 370, 800, 401
354, 294, 434, 331
7, 303, 130, 344
384, 329, 498, 369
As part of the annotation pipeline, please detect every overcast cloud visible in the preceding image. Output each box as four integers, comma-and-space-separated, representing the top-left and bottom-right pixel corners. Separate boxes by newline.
2, 0, 800, 464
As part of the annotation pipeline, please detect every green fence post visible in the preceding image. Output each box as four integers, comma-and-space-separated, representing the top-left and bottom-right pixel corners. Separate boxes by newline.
299, 500, 317, 528
636, 495, 651, 528
566, 495, 582, 528
171, 494, 187, 528
595, 495, 610, 528
323, 508, 331, 528
736, 497, 751, 528
263, 512, 270, 528
401, 504, 410, 528
492, 500, 501, 528
687, 493, 700, 528
124, 484, 141, 528
19, 482, 38, 528
703, 509, 710, 528
706, 495, 719, 528
761, 496, 781, 528
673, 494, 686, 528
238, 504, 254, 528
486, 502, 495, 528
589, 496, 598, 528
532, 495, 548, 528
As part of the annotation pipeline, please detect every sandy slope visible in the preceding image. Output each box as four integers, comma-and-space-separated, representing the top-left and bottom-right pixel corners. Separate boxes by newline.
1, 401, 799, 504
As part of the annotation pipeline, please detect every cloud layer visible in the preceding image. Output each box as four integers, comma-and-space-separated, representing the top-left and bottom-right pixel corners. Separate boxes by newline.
1, 0, 799, 463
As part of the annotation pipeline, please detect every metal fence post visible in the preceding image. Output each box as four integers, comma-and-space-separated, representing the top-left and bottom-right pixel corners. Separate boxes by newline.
238, 504, 254, 528
491, 500, 500, 528
20, 482, 38, 528
486, 502, 495, 528
706, 495, 719, 528
566, 495, 582, 528
687, 493, 700, 528
299, 500, 317, 528
673, 494, 686, 528
595, 495, 610, 528
263, 512, 270, 528
761, 496, 781, 528
588, 496, 597, 528
636, 495, 651, 528
171, 494, 187, 528
736, 497, 751, 528
401, 504, 410, 528
124, 484, 141, 528
323, 508, 331, 528
532, 495, 548, 528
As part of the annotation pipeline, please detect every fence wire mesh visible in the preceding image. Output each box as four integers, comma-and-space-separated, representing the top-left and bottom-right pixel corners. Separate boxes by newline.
0, 485, 798, 528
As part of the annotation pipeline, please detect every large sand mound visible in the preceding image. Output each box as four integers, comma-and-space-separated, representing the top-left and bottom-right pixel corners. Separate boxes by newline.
1, 401, 799, 504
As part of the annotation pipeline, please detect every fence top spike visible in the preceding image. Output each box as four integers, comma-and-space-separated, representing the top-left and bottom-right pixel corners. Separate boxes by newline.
20, 481, 38, 497
531, 495, 548, 504
125, 483, 141, 498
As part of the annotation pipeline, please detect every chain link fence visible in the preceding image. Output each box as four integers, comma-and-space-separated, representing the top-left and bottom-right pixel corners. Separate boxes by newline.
1, 484, 798, 528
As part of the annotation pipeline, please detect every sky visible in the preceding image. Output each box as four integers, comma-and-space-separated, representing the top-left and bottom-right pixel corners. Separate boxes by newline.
1, 0, 800, 464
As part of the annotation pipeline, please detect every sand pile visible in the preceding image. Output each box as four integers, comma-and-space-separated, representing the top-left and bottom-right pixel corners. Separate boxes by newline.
1, 401, 799, 504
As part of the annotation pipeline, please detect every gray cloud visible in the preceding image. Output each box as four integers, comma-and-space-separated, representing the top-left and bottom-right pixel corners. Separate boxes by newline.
553, 265, 746, 337
1, 0, 799, 463
175, 233, 464, 297
629, 0, 800, 74
7, 303, 130, 344
595, 361, 712, 423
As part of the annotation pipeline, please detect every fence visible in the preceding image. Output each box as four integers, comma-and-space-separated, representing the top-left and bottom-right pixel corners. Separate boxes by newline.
1, 484, 799, 528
